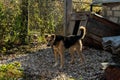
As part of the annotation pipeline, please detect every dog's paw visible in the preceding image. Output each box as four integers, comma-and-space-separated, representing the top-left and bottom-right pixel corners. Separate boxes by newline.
53, 62, 58, 67
69, 60, 75, 64
59, 65, 63, 69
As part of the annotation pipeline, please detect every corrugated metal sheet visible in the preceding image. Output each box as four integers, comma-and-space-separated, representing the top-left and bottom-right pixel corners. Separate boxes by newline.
92, 0, 120, 5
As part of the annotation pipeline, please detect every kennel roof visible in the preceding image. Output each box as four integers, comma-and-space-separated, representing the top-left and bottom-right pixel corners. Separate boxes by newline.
91, 0, 120, 5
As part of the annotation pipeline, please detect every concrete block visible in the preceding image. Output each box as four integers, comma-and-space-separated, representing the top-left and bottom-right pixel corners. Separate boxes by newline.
107, 10, 113, 16
106, 6, 111, 10
118, 17, 120, 24
109, 17, 118, 23
112, 5, 120, 10
114, 11, 120, 17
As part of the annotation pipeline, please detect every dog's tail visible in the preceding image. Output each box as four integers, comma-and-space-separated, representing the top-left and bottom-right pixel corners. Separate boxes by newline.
79, 26, 86, 39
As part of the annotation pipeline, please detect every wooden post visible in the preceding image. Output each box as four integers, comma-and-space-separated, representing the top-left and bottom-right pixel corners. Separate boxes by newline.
64, 0, 67, 36
64, 0, 72, 36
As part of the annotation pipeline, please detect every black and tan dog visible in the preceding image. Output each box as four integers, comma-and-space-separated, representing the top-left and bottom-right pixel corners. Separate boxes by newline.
45, 26, 86, 68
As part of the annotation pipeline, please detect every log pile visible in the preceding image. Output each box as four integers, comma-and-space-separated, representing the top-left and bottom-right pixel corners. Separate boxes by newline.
83, 13, 120, 49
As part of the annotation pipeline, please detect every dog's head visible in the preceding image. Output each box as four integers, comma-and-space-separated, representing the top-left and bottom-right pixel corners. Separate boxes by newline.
44, 34, 55, 46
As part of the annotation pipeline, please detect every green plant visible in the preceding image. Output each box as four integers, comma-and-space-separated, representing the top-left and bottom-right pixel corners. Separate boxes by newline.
0, 61, 23, 80
0, 0, 23, 50
79, 75, 83, 80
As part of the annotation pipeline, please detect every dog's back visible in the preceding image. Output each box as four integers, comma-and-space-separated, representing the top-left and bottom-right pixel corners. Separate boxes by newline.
63, 35, 82, 48
62, 26, 86, 48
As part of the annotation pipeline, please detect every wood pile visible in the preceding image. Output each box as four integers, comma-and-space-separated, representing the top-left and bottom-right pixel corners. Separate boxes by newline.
83, 13, 120, 49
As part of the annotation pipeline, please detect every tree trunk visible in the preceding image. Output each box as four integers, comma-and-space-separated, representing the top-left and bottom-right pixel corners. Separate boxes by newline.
20, 0, 28, 44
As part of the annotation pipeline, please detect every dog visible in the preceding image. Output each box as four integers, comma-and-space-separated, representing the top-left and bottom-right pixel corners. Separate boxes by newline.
45, 26, 86, 68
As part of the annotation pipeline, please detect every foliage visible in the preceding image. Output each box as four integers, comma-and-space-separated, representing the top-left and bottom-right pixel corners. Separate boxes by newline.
72, 0, 92, 12
28, 0, 64, 37
72, 0, 102, 12
0, 0, 29, 53
0, 0, 22, 47
0, 61, 23, 80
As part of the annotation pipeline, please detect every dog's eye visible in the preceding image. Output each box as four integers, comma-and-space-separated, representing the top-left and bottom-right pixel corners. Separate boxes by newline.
50, 40, 52, 41
46, 39, 49, 42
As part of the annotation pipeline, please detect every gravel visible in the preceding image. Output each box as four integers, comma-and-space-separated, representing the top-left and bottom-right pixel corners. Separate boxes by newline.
0, 45, 113, 80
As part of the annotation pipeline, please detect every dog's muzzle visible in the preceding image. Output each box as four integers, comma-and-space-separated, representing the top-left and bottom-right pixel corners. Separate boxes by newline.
47, 43, 51, 46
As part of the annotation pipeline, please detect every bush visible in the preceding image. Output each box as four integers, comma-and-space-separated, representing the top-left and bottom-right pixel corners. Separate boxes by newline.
0, 61, 23, 80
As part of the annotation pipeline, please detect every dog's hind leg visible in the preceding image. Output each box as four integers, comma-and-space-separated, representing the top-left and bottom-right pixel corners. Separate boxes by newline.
76, 41, 85, 63
77, 49, 85, 63
69, 47, 75, 64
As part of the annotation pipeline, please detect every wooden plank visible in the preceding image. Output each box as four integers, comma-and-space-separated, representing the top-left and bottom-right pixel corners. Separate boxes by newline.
86, 25, 117, 37
71, 12, 88, 20
83, 13, 120, 48
87, 15, 120, 37
68, 12, 89, 35
91, 13, 120, 29
87, 33, 102, 42
85, 33, 103, 47
83, 36, 103, 48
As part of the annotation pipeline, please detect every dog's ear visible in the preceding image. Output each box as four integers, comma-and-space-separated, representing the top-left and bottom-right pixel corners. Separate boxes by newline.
44, 34, 48, 38
51, 34, 55, 39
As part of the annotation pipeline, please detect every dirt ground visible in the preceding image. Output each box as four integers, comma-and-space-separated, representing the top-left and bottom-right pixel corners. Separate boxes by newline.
0, 44, 113, 80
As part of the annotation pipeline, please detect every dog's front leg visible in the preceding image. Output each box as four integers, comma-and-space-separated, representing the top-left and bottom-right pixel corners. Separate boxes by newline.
59, 49, 64, 69
53, 49, 58, 67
